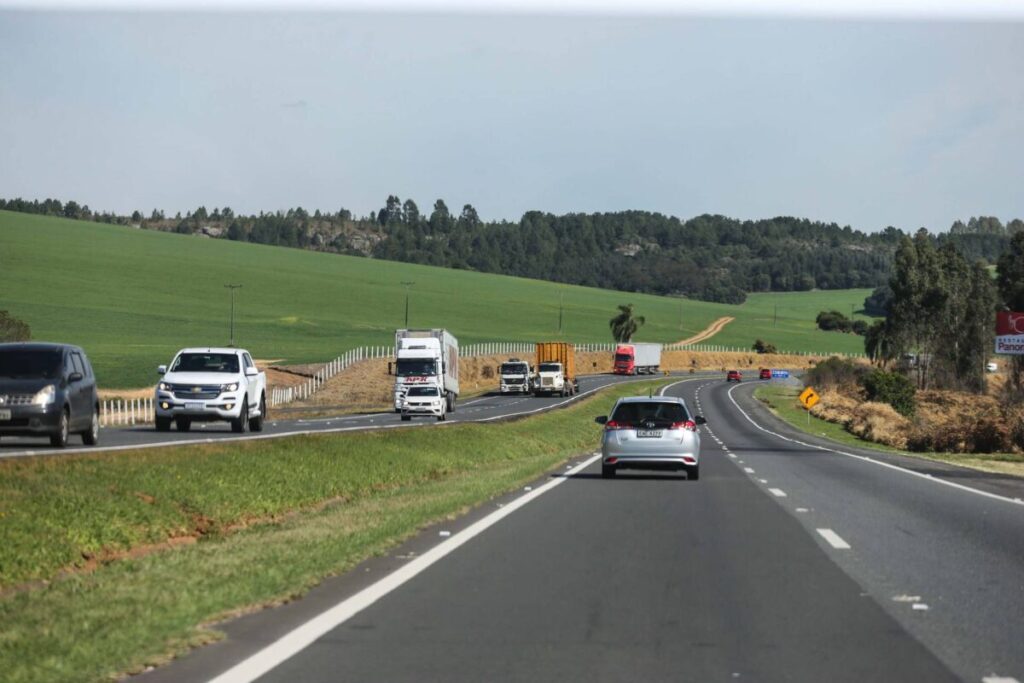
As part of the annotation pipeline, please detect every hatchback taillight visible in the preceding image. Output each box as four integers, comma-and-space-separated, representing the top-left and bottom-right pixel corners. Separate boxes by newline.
605, 421, 632, 430
670, 420, 698, 431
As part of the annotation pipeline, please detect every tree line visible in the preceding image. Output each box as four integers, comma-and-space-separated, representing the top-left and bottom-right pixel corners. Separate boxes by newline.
2, 195, 1019, 305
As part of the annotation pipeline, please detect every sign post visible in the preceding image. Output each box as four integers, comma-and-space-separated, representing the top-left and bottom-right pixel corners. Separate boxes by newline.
798, 386, 820, 426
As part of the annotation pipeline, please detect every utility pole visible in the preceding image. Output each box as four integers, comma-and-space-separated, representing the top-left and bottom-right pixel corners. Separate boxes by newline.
224, 284, 242, 346
773, 304, 777, 328
401, 281, 415, 327
558, 291, 564, 333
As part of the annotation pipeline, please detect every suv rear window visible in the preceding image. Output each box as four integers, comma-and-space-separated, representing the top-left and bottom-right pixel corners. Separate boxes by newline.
610, 401, 690, 426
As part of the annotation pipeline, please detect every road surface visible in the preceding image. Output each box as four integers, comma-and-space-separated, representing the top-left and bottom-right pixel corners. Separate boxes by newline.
139, 376, 1024, 683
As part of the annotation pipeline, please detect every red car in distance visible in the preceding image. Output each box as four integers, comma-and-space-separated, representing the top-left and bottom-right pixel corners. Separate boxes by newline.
726, 370, 742, 382
760, 368, 772, 380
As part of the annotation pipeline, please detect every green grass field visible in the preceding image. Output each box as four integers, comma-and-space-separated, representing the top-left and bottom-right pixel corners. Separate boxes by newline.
0, 210, 875, 387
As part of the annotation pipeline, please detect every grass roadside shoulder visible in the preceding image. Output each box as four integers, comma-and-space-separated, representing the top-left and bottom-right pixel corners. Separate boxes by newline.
754, 385, 1024, 478
0, 379, 671, 683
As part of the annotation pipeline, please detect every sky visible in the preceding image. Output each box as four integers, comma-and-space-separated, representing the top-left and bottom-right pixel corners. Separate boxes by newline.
1, 4, 1022, 232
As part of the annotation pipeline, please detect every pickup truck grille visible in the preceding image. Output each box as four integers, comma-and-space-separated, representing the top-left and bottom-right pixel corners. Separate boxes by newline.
170, 385, 221, 400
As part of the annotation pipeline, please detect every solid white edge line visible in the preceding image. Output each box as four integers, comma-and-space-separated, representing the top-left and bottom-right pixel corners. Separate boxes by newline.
816, 528, 851, 549
726, 383, 1024, 509
206, 451, 603, 683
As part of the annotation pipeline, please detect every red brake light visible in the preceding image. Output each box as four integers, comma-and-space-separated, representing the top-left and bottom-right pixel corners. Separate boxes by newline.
605, 421, 631, 430
670, 420, 698, 431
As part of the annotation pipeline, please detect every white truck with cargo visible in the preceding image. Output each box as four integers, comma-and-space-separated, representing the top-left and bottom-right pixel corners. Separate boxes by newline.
499, 358, 532, 394
612, 342, 662, 375
154, 347, 267, 433
393, 329, 460, 415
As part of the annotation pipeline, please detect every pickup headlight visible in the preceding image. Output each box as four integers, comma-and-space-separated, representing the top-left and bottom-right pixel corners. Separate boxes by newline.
158, 382, 173, 392
32, 385, 56, 406
221, 382, 239, 392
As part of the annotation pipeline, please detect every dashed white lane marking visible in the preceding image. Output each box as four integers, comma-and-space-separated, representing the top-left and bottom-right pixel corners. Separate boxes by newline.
769, 488, 788, 497
816, 528, 851, 549
982, 675, 1020, 683
758, 478, 768, 484
912, 603, 929, 611
743, 467, 755, 474
205, 452, 604, 683
726, 383, 1024, 508
795, 507, 809, 513
728, 453, 737, 459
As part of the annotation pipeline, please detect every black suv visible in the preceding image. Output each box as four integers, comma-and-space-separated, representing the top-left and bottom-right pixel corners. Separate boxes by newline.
0, 343, 100, 447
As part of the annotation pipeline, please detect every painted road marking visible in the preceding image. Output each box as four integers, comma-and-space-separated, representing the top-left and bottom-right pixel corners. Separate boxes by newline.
205, 452, 604, 683
982, 676, 1020, 683
816, 528, 851, 549
743, 467, 755, 474
726, 383, 1024, 509
769, 488, 787, 497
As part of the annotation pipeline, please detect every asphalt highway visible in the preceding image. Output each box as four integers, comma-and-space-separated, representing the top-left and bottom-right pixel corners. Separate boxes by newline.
0, 372, 703, 459
139, 376, 1024, 683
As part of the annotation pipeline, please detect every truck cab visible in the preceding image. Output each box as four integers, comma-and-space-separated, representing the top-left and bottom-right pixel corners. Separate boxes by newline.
535, 361, 576, 397
499, 359, 532, 394
393, 329, 459, 413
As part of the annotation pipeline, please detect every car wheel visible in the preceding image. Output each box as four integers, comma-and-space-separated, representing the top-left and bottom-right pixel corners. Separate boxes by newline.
601, 464, 616, 479
231, 399, 248, 433
401, 415, 411, 422
82, 407, 100, 445
155, 417, 171, 432
176, 417, 192, 432
437, 413, 446, 421
249, 394, 265, 432
687, 465, 700, 481
50, 408, 70, 447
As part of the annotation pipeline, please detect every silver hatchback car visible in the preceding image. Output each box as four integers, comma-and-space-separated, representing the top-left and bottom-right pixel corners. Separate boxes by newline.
595, 396, 705, 480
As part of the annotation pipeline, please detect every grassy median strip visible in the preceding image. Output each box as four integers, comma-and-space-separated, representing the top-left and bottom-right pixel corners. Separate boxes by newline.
755, 385, 1024, 477
0, 380, 668, 683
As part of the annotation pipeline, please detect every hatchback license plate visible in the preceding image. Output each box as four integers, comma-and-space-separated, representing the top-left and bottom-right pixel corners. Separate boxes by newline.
637, 429, 663, 438
0, 409, 10, 421
185, 402, 204, 411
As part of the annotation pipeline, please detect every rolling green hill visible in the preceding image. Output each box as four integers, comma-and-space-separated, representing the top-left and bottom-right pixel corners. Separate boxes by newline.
0, 210, 875, 387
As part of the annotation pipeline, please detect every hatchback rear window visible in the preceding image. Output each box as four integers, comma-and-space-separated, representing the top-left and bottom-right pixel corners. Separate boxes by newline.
610, 402, 689, 425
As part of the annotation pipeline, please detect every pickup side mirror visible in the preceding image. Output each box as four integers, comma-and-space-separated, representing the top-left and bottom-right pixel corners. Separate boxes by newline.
594, 415, 608, 425
68, 372, 83, 383
157, 365, 167, 375
244, 366, 258, 377
695, 415, 707, 425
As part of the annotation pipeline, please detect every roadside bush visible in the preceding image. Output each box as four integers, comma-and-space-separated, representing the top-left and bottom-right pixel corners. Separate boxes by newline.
752, 339, 777, 354
0, 310, 30, 342
816, 310, 852, 332
805, 357, 868, 392
863, 369, 916, 417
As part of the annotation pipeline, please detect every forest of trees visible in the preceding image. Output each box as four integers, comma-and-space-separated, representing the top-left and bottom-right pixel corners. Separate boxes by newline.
2, 195, 1019, 305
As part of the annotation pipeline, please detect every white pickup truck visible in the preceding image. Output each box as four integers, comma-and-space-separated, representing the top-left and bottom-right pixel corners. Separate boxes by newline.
154, 347, 267, 433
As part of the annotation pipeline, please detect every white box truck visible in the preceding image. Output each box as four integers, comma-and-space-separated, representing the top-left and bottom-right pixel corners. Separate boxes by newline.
393, 329, 459, 413
612, 343, 662, 375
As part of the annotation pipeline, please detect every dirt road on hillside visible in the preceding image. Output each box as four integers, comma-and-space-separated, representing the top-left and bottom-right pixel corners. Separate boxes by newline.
676, 316, 735, 345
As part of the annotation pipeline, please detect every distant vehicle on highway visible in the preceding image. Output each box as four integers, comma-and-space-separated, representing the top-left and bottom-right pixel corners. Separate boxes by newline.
499, 358, 532, 394
0, 342, 100, 447
613, 342, 662, 375
987, 361, 999, 373
760, 368, 772, 380
155, 348, 266, 433
393, 329, 459, 412
400, 385, 447, 421
534, 342, 578, 396
727, 370, 742, 382
595, 396, 705, 479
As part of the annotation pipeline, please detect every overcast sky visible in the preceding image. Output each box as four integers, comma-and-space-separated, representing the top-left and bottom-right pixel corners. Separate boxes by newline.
1, 7, 1022, 232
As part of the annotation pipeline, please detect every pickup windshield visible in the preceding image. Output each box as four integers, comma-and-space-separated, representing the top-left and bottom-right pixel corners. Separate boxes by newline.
0, 349, 63, 379
396, 359, 437, 377
171, 353, 240, 374
538, 363, 561, 373
611, 401, 690, 426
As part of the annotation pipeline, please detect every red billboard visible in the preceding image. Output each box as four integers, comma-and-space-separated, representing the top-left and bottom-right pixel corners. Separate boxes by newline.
996, 312, 1024, 336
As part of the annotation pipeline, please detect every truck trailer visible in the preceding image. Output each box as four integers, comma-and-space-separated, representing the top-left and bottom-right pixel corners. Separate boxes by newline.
534, 342, 578, 397
613, 343, 662, 375
393, 329, 459, 412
